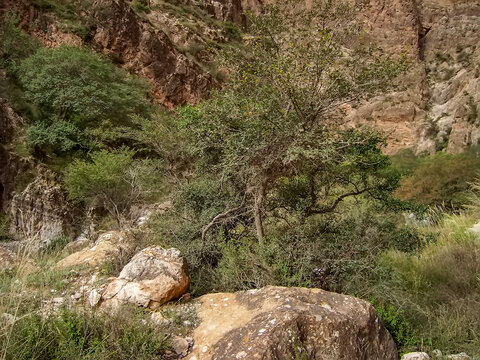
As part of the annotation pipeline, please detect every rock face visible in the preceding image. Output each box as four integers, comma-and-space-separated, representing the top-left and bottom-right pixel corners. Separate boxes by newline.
200, 0, 245, 24
101, 246, 189, 309
6, 0, 480, 153
345, 0, 480, 154
9, 166, 78, 250
0, 146, 26, 212
57, 231, 132, 269
188, 286, 398, 360
0, 98, 29, 211
91, 0, 212, 107
416, 0, 480, 154
241, 0, 480, 155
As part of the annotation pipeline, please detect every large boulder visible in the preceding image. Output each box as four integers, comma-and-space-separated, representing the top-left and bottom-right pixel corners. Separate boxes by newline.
188, 286, 398, 360
100, 246, 189, 309
57, 231, 132, 269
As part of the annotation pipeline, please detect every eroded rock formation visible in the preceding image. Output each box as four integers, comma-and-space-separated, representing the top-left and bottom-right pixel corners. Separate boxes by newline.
91, 0, 213, 107
347, 0, 480, 154
0, 98, 29, 212
4, 0, 479, 153
9, 166, 78, 250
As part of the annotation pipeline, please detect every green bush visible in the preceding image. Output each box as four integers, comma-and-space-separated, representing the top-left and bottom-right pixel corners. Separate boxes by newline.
64, 148, 163, 224
392, 147, 480, 209
26, 120, 89, 153
0, 12, 39, 71
371, 300, 419, 350
152, 195, 421, 295
18, 46, 151, 153
132, 0, 151, 13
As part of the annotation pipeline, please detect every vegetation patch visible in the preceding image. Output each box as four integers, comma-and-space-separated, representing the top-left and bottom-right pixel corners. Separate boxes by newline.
392, 148, 480, 209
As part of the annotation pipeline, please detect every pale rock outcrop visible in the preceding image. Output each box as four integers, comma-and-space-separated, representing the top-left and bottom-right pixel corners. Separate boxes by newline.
446, 353, 471, 360
100, 246, 189, 309
57, 231, 132, 269
188, 286, 398, 360
9, 166, 78, 251
199, 0, 245, 24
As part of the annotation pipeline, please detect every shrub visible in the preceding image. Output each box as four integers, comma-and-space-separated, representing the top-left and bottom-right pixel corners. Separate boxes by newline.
132, 0, 151, 14
64, 148, 163, 225
371, 300, 419, 350
152, 196, 421, 296
0, 12, 39, 71
369, 213, 480, 355
18, 46, 151, 153
222, 21, 242, 41
393, 147, 480, 209
26, 120, 89, 153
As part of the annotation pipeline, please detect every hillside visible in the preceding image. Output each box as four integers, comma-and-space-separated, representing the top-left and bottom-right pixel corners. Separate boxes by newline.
0, 1, 480, 359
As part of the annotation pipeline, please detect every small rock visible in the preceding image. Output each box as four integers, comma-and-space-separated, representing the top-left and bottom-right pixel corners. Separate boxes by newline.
446, 353, 471, 360
183, 320, 193, 327
52, 297, 64, 305
431, 350, 442, 358
88, 289, 102, 307
402, 353, 430, 360
172, 336, 190, 356
150, 312, 168, 326
468, 222, 480, 234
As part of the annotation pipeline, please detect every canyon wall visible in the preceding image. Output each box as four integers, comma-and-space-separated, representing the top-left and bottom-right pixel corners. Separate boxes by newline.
1, 0, 480, 153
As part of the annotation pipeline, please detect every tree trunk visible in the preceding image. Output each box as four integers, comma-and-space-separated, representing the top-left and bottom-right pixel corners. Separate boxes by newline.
253, 177, 267, 245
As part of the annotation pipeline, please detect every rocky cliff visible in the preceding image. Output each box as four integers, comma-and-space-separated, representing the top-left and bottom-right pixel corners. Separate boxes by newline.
347, 0, 480, 154
9, 166, 79, 250
6, 0, 478, 153
215, 0, 480, 154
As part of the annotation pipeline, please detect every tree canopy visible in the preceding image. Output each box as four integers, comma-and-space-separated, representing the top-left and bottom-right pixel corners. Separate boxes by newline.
179, 0, 407, 243
64, 148, 162, 225
18, 46, 151, 152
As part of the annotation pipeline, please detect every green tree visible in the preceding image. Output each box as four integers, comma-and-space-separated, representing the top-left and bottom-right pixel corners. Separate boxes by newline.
64, 149, 162, 225
18, 46, 151, 152
0, 12, 39, 71
180, 0, 407, 243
